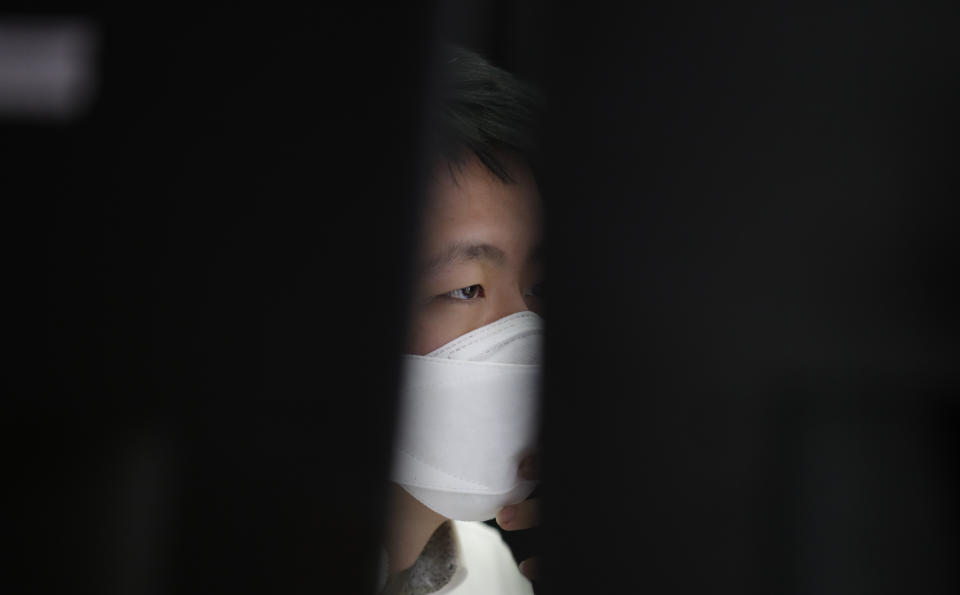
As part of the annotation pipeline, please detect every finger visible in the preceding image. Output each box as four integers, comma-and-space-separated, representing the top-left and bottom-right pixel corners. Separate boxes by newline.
519, 556, 541, 581
496, 498, 541, 530
518, 453, 540, 481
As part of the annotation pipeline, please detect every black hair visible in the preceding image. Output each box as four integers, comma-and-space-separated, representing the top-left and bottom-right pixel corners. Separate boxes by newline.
428, 45, 542, 184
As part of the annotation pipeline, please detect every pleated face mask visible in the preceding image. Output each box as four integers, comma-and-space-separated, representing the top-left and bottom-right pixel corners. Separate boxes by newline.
390, 311, 543, 521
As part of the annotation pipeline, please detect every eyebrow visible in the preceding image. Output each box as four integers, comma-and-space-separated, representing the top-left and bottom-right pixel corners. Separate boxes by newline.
420, 242, 508, 274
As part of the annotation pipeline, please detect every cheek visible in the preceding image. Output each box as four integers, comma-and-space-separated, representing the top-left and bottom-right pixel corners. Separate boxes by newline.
405, 320, 439, 356
524, 299, 545, 318
405, 306, 478, 355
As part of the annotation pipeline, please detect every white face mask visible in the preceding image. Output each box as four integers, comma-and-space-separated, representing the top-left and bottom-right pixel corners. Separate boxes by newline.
390, 311, 543, 521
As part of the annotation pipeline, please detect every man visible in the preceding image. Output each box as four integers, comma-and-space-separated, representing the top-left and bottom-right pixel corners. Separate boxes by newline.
379, 46, 544, 594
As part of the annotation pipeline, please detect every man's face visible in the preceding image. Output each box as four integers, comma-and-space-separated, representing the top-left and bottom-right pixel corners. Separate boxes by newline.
406, 153, 543, 355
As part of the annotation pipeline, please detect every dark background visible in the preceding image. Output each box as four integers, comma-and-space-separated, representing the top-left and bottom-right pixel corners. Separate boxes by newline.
6, 2, 957, 594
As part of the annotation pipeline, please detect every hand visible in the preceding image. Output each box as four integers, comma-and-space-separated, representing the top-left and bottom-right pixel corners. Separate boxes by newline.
495, 454, 541, 580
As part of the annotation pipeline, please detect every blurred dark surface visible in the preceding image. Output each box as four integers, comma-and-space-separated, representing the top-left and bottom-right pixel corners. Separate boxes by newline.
5, 2, 958, 594
536, 2, 958, 594
7, 5, 434, 594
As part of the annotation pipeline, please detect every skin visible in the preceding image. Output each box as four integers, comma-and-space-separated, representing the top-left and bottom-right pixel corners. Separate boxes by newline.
384, 151, 543, 581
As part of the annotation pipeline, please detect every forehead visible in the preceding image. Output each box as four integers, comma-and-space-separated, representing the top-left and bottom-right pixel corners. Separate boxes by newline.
420, 154, 543, 257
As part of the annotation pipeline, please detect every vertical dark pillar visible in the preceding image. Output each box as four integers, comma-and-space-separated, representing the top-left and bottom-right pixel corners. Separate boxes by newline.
8, 5, 435, 594
536, 2, 958, 593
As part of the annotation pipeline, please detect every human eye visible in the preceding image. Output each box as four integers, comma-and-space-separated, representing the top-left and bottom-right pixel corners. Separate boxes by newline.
443, 284, 485, 300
